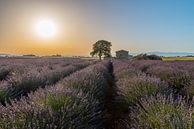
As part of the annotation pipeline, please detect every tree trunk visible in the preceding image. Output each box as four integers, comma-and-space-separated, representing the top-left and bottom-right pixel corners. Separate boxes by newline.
99, 55, 102, 60
99, 52, 102, 60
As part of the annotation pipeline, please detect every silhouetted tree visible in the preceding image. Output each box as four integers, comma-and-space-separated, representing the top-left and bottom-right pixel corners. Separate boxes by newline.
90, 40, 112, 60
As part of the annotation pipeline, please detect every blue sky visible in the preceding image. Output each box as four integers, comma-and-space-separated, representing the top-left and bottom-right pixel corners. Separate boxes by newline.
84, 0, 194, 52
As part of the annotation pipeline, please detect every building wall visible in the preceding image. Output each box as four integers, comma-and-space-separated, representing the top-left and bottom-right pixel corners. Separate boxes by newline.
116, 51, 129, 59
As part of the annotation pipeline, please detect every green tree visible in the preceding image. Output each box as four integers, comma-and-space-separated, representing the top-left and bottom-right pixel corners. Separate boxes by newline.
90, 40, 112, 60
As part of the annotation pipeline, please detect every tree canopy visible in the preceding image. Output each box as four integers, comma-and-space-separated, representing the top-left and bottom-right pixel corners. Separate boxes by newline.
90, 40, 112, 60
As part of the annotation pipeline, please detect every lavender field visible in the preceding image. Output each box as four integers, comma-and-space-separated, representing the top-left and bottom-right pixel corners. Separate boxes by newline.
0, 58, 194, 129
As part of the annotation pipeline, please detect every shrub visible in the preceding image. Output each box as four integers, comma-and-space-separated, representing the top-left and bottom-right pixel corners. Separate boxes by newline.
133, 54, 162, 60
0, 81, 10, 105
117, 75, 167, 105
113, 60, 142, 80
0, 89, 101, 129
147, 66, 192, 95
43, 65, 77, 85
186, 80, 194, 97
168, 71, 191, 94
40, 92, 72, 112
0, 68, 10, 80
7, 72, 43, 98
130, 95, 193, 129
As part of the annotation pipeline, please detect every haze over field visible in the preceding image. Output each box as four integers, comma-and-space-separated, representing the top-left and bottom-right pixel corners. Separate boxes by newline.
0, 0, 194, 56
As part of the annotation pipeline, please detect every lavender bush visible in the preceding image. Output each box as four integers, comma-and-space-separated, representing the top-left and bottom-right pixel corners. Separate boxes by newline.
130, 94, 193, 129
117, 75, 167, 105
0, 67, 10, 80
0, 59, 94, 104
113, 60, 167, 105
0, 89, 101, 129
0, 61, 110, 129
147, 65, 192, 95
113, 60, 142, 79
0, 81, 10, 104
60, 62, 110, 100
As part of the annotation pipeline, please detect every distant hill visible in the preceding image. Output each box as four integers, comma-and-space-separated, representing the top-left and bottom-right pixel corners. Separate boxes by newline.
147, 52, 194, 57
0, 53, 11, 57
0, 53, 21, 57
131, 52, 194, 57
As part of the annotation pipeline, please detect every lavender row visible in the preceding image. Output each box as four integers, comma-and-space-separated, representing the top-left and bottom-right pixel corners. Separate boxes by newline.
0, 59, 95, 105
0, 61, 111, 128
0, 58, 86, 81
134, 60, 194, 97
112, 60, 194, 128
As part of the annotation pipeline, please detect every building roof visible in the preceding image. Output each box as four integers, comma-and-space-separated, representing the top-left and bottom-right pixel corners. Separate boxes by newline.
116, 50, 129, 53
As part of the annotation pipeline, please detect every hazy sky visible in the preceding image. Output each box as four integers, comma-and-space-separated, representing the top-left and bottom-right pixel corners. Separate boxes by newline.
0, 0, 194, 56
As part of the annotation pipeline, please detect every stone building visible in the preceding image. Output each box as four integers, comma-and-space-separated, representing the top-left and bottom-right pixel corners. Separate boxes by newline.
116, 50, 129, 59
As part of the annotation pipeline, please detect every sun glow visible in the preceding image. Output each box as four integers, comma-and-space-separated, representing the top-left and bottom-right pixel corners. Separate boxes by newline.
35, 19, 57, 38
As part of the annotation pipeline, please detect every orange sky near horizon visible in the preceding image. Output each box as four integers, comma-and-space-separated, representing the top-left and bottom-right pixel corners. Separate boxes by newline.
0, 4, 91, 56
0, 1, 86, 55
0, 1, 138, 56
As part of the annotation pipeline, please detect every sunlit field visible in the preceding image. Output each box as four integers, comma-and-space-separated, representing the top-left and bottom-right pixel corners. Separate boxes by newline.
0, 58, 193, 128
163, 57, 194, 61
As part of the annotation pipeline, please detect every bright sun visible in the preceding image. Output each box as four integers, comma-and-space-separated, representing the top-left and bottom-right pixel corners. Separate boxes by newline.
35, 20, 57, 38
